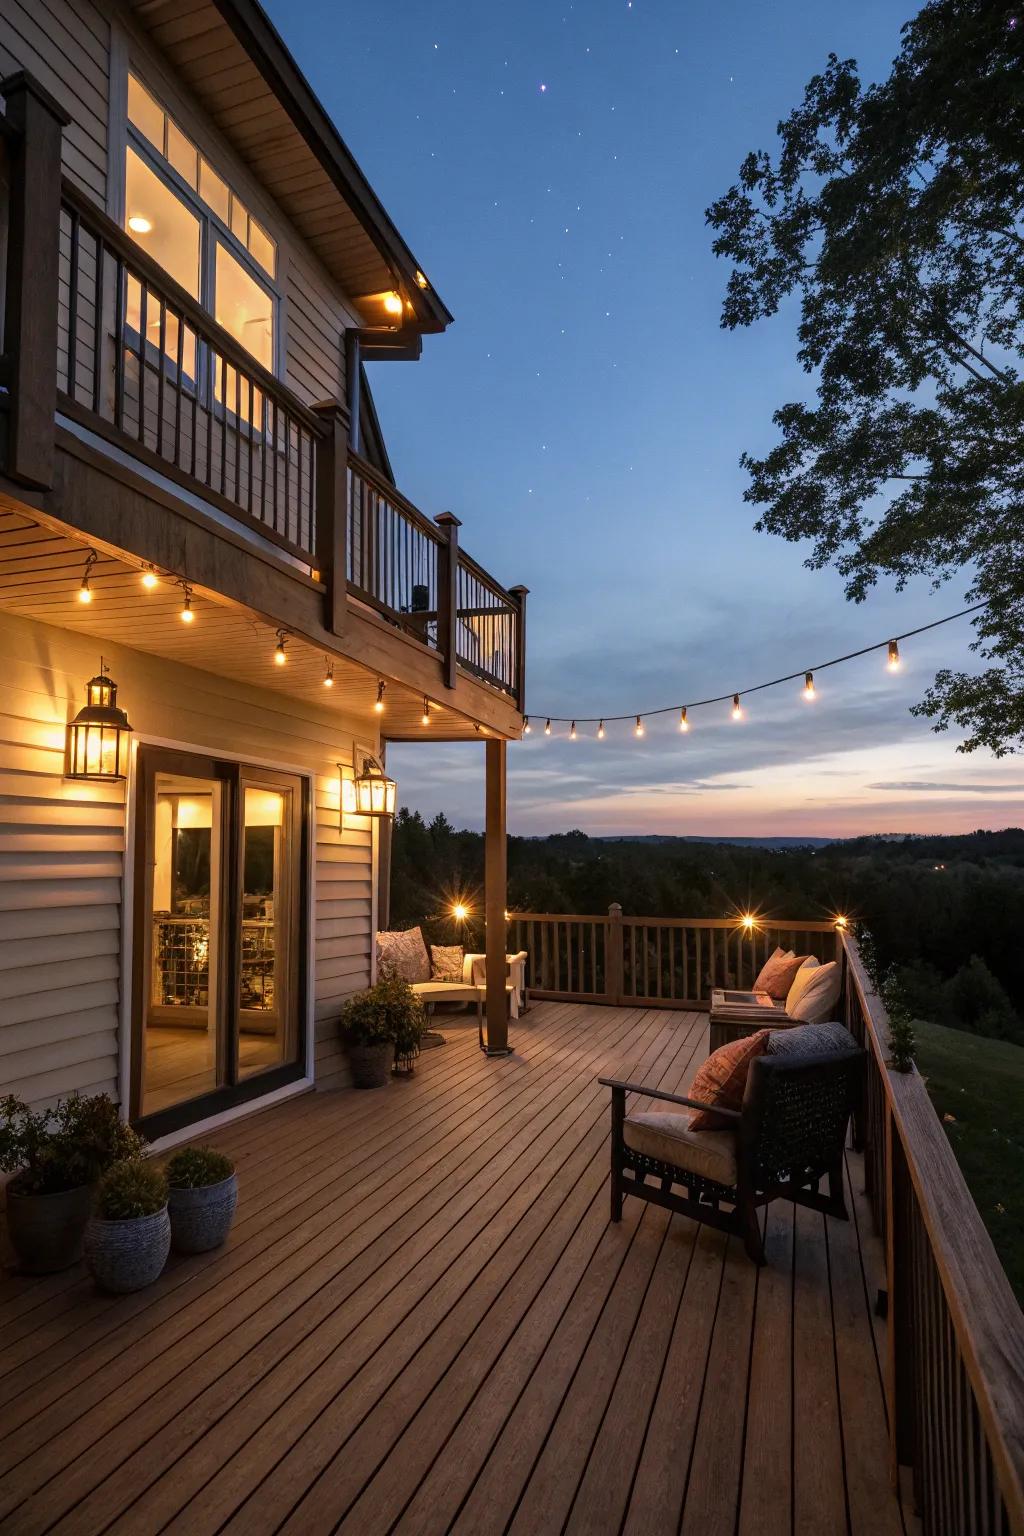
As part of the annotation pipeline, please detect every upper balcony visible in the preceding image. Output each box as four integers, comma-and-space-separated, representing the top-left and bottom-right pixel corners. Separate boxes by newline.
0, 77, 525, 729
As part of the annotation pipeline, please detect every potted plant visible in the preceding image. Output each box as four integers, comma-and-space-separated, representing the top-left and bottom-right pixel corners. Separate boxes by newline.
85, 1160, 170, 1293
164, 1146, 237, 1253
1, 1094, 145, 1274
339, 983, 394, 1088
379, 972, 426, 1075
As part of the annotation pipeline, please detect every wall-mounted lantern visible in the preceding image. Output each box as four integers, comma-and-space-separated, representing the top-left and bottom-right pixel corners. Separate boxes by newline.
65, 663, 133, 780
339, 754, 397, 828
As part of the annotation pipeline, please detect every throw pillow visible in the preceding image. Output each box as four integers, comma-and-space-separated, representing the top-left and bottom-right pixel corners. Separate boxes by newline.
753, 947, 812, 1000
687, 1029, 770, 1131
787, 960, 841, 1024
767, 1020, 856, 1057
784, 956, 820, 1014
430, 944, 465, 983
376, 928, 430, 985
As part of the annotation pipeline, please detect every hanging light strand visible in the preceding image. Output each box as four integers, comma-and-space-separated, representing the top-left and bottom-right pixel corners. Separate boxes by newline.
525, 602, 986, 728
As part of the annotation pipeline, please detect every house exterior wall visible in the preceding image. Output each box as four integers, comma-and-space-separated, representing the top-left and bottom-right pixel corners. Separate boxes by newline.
0, 607, 374, 1110
0, 0, 358, 411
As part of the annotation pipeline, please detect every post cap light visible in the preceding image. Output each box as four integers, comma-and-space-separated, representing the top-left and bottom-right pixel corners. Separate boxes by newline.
66, 665, 132, 781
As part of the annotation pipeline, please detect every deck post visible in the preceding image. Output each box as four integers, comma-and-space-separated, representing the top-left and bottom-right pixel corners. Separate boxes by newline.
313, 400, 348, 636
509, 585, 529, 711
607, 903, 624, 1004
483, 737, 511, 1055
435, 512, 461, 691
2, 71, 70, 490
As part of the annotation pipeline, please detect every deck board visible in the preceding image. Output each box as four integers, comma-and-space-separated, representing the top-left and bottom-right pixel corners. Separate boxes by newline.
0, 1001, 910, 1536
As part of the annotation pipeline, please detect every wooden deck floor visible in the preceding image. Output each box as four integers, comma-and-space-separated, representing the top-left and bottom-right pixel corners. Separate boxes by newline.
0, 1002, 912, 1536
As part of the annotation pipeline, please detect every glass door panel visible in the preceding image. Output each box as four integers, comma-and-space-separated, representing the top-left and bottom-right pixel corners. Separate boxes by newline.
238, 782, 298, 1078
142, 772, 224, 1117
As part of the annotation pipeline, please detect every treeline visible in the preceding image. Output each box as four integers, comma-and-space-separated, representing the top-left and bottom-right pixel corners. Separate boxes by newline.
389, 814, 1024, 1043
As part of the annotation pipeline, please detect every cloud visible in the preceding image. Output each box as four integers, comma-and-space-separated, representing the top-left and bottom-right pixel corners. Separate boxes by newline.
867, 781, 1024, 794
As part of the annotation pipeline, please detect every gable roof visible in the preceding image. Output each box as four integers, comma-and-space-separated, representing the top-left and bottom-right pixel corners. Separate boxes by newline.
124, 0, 453, 333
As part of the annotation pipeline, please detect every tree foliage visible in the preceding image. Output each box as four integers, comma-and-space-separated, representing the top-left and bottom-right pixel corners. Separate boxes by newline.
706, 0, 1024, 753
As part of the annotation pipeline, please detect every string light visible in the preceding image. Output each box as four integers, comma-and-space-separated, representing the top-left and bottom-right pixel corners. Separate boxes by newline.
140, 565, 159, 590
180, 584, 194, 623
77, 551, 97, 604
374, 680, 386, 713
570, 720, 577, 739
520, 602, 983, 738
274, 631, 288, 666
322, 658, 334, 688
421, 697, 431, 726
523, 716, 532, 734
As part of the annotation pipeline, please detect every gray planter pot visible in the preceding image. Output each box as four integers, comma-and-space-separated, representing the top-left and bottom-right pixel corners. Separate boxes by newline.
4, 1182, 94, 1274
346, 1041, 393, 1089
85, 1206, 171, 1293
168, 1173, 238, 1254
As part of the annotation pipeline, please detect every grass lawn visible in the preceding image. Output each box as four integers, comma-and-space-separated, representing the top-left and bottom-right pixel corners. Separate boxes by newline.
914, 1019, 1024, 1308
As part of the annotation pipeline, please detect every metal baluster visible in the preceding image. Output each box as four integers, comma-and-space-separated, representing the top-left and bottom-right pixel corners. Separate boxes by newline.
66, 207, 80, 398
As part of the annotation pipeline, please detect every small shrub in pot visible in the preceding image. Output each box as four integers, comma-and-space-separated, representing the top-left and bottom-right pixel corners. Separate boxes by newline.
1, 1094, 145, 1274
339, 973, 423, 1087
164, 1146, 237, 1254
85, 1160, 170, 1294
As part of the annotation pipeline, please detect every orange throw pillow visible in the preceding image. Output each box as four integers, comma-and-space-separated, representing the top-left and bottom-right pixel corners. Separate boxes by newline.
753, 948, 812, 1000
688, 1030, 770, 1130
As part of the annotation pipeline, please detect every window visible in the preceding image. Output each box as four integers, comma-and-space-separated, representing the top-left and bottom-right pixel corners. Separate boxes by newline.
124, 70, 278, 380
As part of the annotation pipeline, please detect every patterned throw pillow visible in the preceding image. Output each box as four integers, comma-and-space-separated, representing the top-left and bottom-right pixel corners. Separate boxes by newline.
753, 947, 813, 1000
430, 944, 465, 983
376, 928, 430, 985
767, 1021, 856, 1058
687, 1029, 771, 1131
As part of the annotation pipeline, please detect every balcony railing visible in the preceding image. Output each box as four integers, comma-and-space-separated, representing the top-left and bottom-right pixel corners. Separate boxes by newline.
0, 79, 524, 709
512, 908, 1024, 1536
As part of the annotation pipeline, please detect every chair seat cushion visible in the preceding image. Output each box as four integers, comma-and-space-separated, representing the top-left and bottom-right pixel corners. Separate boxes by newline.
767, 1020, 856, 1057
623, 1111, 738, 1187
687, 1028, 771, 1130
410, 981, 481, 1000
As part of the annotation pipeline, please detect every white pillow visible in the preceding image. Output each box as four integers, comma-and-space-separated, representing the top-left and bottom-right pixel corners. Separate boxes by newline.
787, 960, 841, 1024
784, 956, 819, 1014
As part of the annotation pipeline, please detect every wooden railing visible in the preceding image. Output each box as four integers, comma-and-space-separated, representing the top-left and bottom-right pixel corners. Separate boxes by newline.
840, 931, 1024, 1536
511, 906, 840, 1008
512, 907, 1024, 1533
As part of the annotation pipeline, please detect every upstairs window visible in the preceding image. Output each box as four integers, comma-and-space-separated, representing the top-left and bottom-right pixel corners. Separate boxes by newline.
124, 72, 278, 375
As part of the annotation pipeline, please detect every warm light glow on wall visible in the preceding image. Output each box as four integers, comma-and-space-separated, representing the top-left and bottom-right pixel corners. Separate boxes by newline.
127, 214, 153, 235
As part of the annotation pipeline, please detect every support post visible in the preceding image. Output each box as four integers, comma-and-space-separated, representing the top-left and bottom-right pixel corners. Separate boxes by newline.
509, 585, 529, 712
313, 400, 348, 637
607, 902, 624, 1004
2, 72, 69, 489
483, 737, 511, 1055
435, 512, 461, 691
345, 331, 362, 453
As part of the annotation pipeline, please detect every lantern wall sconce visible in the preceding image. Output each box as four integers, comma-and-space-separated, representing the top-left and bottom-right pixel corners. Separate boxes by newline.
339, 754, 397, 828
65, 662, 133, 780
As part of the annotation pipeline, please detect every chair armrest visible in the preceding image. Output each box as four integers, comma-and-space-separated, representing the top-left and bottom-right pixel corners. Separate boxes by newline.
598, 1077, 741, 1124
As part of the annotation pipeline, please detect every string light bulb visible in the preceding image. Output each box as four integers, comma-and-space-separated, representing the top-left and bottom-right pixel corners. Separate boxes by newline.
635, 715, 645, 738
383, 290, 403, 316
570, 720, 577, 740
523, 716, 531, 734
322, 659, 334, 688
77, 551, 97, 604
597, 720, 605, 739
421, 697, 431, 726
544, 719, 551, 736
140, 565, 159, 591
274, 631, 287, 666
180, 585, 194, 623
804, 671, 816, 700
374, 680, 386, 713
731, 694, 743, 721
679, 706, 689, 732
888, 638, 901, 671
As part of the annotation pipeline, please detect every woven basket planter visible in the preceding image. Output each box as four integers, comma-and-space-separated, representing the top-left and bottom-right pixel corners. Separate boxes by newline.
85, 1206, 171, 1293
346, 1041, 393, 1089
4, 1182, 94, 1274
168, 1173, 238, 1254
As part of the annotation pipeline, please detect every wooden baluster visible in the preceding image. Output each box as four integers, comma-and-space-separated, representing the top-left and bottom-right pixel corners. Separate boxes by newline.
607, 904, 623, 1005
435, 513, 461, 690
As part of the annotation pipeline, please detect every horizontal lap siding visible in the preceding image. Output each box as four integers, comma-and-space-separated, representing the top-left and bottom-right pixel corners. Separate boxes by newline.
0, 610, 374, 1108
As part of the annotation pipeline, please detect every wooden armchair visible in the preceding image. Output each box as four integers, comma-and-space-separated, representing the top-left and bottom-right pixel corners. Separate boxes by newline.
600, 1048, 864, 1263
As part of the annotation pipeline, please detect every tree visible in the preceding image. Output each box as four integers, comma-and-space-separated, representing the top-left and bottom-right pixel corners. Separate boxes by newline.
706, 0, 1024, 754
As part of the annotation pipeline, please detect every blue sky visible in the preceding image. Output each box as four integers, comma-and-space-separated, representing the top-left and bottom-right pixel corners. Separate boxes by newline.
269, 0, 1024, 836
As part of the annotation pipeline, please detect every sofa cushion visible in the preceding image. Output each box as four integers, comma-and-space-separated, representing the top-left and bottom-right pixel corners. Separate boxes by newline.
376, 927, 430, 985
784, 955, 820, 1014
767, 1020, 857, 1057
753, 947, 813, 1000
786, 960, 841, 1024
623, 1111, 738, 1186
687, 1029, 771, 1131
430, 944, 465, 982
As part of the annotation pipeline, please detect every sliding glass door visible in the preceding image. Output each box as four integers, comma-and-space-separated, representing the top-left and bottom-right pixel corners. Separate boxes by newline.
132, 748, 306, 1134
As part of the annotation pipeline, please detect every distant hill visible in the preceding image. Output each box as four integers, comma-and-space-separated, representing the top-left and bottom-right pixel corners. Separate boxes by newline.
592, 835, 836, 849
